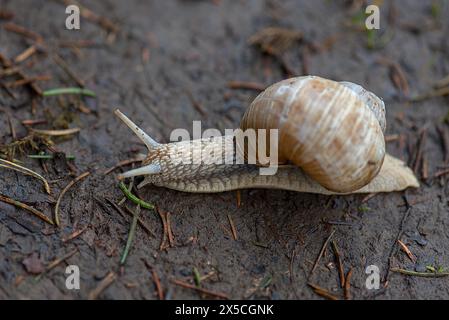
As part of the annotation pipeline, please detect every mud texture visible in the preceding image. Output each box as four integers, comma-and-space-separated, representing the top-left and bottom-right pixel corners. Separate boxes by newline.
1, 0, 449, 299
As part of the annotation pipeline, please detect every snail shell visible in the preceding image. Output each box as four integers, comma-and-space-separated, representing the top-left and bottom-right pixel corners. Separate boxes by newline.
240, 76, 386, 193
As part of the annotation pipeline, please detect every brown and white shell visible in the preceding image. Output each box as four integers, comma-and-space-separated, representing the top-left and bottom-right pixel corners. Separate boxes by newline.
240, 76, 386, 193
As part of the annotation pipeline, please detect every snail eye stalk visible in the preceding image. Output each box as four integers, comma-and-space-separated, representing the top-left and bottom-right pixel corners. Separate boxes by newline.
114, 109, 160, 150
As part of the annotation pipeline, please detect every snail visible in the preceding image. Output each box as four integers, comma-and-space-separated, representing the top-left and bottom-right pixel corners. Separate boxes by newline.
114, 76, 419, 195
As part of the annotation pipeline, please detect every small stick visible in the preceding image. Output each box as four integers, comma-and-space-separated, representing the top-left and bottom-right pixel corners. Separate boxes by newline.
301, 45, 310, 75
0, 67, 20, 77
391, 268, 449, 277
399, 134, 407, 161
142, 259, 164, 299
3, 22, 43, 42
18, 70, 42, 96
397, 240, 417, 263
0, 194, 53, 225
28, 154, 75, 160
120, 205, 141, 265
436, 125, 449, 164
307, 283, 339, 300
104, 158, 144, 175
434, 168, 449, 178
236, 190, 241, 207
0, 80, 17, 99
0, 158, 51, 194
157, 207, 169, 250
220, 224, 233, 238
227, 214, 238, 240
95, 196, 124, 221
0, 9, 14, 20
22, 119, 47, 126
377, 58, 409, 96
152, 269, 164, 300
185, 90, 207, 116
7, 114, 16, 139
385, 134, 400, 142
88, 271, 117, 300
384, 207, 412, 285
59, 39, 101, 48
361, 193, 377, 203
14, 45, 37, 63
0, 52, 12, 67
107, 199, 156, 237
5, 75, 51, 88
435, 75, 449, 88
31, 98, 38, 114
42, 249, 79, 274
53, 54, 85, 87
172, 279, 229, 299
142, 47, 150, 64
410, 86, 449, 101
166, 211, 175, 247
324, 220, 355, 226
62, 225, 89, 242
421, 156, 428, 180
55, 171, 90, 226
118, 182, 154, 209
413, 128, 427, 173
289, 244, 299, 282
227, 81, 266, 91
397, 195, 432, 207
31, 128, 80, 136
121, 206, 154, 236
344, 268, 353, 300
331, 240, 345, 288
310, 229, 335, 276
42, 87, 96, 97
200, 271, 217, 282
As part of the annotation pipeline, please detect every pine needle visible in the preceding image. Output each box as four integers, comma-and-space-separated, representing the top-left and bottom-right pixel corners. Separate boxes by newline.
120, 205, 141, 265
118, 181, 154, 210
0, 194, 53, 225
42, 87, 96, 97
0, 158, 50, 194
55, 171, 90, 227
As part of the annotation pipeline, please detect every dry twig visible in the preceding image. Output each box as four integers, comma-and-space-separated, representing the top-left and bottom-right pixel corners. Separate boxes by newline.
0, 194, 53, 225
172, 279, 228, 299
55, 172, 90, 226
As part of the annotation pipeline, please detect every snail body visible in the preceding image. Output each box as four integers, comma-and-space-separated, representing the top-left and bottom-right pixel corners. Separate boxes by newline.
115, 76, 419, 194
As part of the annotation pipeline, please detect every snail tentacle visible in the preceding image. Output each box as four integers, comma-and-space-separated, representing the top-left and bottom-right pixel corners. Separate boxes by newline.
118, 163, 161, 179
115, 110, 160, 149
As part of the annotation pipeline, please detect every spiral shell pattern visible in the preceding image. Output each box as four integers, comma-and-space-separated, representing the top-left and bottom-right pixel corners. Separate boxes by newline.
240, 76, 386, 193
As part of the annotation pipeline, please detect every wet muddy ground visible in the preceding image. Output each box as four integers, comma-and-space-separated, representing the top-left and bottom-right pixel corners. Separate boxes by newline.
1, 0, 449, 299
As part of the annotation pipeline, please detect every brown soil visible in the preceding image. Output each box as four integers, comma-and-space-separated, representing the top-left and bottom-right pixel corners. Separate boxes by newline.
1, 0, 449, 299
